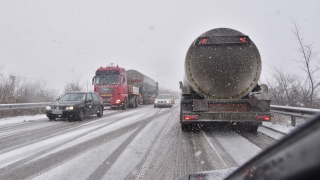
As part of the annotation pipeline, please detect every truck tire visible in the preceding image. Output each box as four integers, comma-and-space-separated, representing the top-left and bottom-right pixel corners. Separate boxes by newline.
122, 99, 127, 110
246, 125, 259, 132
181, 124, 191, 131
134, 97, 138, 108
131, 97, 137, 108
97, 105, 103, 117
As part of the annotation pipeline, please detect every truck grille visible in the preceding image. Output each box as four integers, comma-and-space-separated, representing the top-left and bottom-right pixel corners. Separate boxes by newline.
99, 87, 114, 93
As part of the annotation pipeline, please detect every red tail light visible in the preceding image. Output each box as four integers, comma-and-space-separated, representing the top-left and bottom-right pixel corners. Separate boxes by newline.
240, 37, 247, 43
184, 115, 199, 120
255, 115, 271, 121
201, 38, 207, 44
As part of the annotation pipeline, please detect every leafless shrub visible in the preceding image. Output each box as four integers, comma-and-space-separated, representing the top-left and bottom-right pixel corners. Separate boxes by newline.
268, 20, 319, 108
63, 75, 84, 93
0, 74, 58, 118
267, 64, 305, 106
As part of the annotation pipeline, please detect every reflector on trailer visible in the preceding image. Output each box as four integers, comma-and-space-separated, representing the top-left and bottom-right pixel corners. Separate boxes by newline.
240, 37, 246, 42
184, 115, 199, 120
255, 115, 271, 121
201, 38, 207, 44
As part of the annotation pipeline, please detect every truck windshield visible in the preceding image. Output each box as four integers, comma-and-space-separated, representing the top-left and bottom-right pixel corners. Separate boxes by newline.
95, 74, 119, 85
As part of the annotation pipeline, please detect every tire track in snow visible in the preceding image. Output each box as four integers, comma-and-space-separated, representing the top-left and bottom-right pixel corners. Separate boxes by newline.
0, 107, 164, 180
237, 131, 276, 150
85, 107, 176, 180
130, 108, 179, 180
0, 106, 149, 154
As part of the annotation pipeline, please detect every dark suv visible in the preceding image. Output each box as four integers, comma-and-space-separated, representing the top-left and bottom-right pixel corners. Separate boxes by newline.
46, 91, 104, 121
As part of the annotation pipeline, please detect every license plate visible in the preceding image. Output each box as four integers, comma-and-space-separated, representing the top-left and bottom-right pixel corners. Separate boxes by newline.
52, 109, 62, 114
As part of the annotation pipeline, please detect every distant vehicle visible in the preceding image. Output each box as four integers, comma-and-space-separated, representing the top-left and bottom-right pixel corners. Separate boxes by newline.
177, 113, 320, 180
45, 92, 104, 121
154, 94, 173, 108
92, 63, 158, 109
179, 28, 271, 132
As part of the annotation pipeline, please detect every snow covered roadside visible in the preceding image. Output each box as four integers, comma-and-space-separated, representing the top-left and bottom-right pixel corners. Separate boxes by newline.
262, 122, 295, 134
0, 114, 47, 126
0, 109, 123, 127
0, 122, 112, 169
264, 113, 310, 134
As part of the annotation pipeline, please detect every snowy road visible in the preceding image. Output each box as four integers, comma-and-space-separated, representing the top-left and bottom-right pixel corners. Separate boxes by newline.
0, 103, 283, 180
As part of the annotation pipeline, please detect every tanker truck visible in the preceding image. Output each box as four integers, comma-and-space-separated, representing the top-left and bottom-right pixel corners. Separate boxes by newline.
92, 63, 158, 109
179, 28, 271, 132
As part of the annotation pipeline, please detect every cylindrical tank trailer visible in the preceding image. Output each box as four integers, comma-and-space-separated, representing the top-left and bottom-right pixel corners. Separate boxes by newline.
127, 69, 158, 103
180, 28, 271, 132
182, 28, 261, 99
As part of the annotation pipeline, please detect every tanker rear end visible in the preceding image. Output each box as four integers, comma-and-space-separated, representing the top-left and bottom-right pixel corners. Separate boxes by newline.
180, 28, 271, 132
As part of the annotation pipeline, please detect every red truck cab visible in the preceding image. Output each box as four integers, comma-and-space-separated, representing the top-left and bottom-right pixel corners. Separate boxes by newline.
92, 63, 128, 109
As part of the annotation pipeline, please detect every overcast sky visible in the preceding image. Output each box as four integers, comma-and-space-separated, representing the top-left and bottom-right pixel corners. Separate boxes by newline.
1, 0, 319, 94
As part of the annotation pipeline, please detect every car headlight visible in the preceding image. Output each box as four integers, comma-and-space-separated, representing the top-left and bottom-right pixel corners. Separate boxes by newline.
166, 101, 170, 103
155, 101, 158, 103
116, 99, 121, 104
66, 106, 74, 110
46, 106, 51, 110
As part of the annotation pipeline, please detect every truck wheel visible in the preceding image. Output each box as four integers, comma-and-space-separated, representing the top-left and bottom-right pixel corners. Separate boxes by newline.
247, 125, 259, 132
97, 106, 103, 117
181, 124, 191, 131
131, 97, 136, 108
134, 97, 138, 108
77, 109, 85, 121
122, 99, 127, 110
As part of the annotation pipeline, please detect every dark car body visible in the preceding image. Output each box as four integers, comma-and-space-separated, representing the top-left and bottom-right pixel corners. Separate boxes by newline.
46, 91, 104, 121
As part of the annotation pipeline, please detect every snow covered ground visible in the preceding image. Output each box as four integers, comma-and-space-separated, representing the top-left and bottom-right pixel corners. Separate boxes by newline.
0, 103, 295, 180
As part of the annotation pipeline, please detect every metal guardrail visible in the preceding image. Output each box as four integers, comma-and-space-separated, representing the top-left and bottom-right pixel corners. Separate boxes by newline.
270, 105, 320, 126
0, 102, 51, 111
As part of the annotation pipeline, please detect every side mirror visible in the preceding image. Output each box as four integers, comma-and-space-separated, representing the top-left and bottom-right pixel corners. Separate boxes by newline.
86, 99, 92, 103
92, 77, 95, 85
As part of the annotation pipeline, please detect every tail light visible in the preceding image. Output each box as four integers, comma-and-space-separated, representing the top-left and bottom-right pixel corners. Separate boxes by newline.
201, 38, 207, 44
255, 115, 271, 121
184, 115, 199, 120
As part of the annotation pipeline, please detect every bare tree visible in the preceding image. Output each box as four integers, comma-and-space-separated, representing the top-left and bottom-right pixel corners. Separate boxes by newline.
267, 63, 305, 106
292, 19, 320, 107
64, 75, 84, 93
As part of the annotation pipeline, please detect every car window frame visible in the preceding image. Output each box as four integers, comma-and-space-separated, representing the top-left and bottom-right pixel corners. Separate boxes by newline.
86, 93, 93, 102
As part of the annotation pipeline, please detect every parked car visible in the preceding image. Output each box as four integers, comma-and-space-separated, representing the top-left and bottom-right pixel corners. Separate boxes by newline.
45, 91, 104, 121
154, 94, 173, 108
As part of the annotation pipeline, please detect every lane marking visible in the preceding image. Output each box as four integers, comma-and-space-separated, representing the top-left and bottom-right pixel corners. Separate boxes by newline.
201, 131, 227, 167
